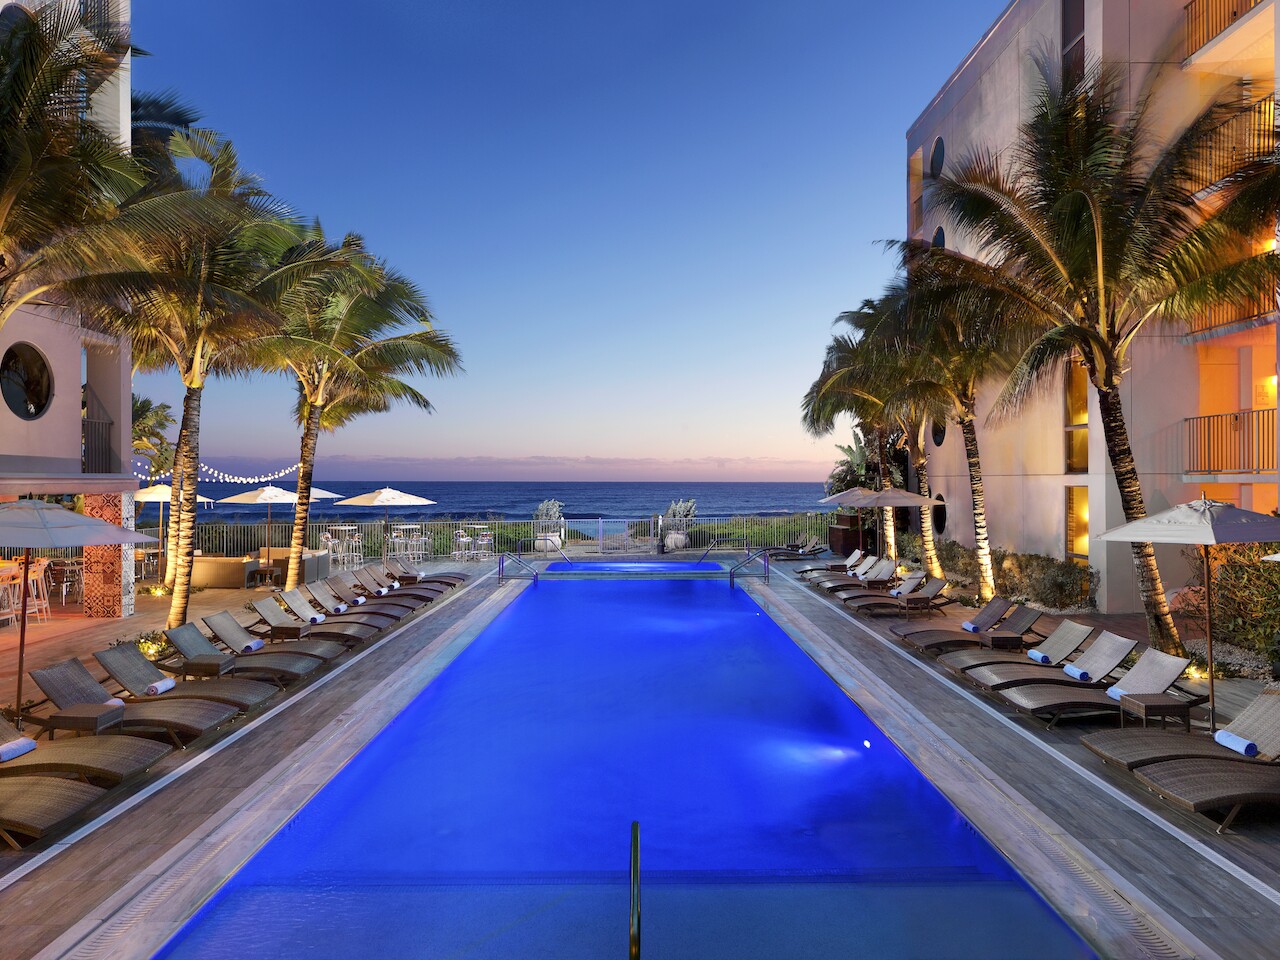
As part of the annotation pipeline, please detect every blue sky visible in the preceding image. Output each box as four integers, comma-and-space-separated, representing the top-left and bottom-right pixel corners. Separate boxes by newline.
131, 0, 1010, 482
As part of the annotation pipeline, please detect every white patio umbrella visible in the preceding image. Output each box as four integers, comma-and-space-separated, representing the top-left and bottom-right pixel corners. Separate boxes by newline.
820, 487, 935, 559
0, 500, 156, 728
1097, 498, 1280, 731
336, 488, 438, 559
135, 484, 214, 555
217, 484, 300, 541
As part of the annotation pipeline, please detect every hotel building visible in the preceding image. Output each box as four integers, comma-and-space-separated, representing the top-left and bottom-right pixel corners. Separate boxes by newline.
911, 0, 1280, 613
0, 0, 137, 617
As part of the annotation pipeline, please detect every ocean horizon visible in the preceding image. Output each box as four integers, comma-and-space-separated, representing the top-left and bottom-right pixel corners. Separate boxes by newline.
136, 480, 833, 525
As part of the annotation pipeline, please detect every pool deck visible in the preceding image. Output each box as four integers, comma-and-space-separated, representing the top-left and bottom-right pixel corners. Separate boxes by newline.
1, 558, 1278, 957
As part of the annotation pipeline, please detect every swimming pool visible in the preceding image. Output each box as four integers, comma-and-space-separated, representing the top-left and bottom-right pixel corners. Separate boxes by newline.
545, 560, 723, 572
157, 579, 1096, 959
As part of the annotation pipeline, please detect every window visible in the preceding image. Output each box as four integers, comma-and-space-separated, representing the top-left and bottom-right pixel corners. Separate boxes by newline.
1062, 0, 1085, 84
929, 137, 946, 179
932, 494, 947, 535
1066, 486, 1089, 563
931, 226, 946, 249
931, 419, 947, 447
1064, 359, 1088, 473
1, 343, 53, 420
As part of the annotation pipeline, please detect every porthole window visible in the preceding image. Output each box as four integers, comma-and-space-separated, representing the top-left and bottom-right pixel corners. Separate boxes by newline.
929, 136, 946, 178
931, 226, 946, 249
931, 419, 947, 447
1, 342, 53, 420
932, 494, 947, 535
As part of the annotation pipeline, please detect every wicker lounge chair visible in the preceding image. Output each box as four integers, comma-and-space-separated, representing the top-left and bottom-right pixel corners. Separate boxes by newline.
828, 570, 925, 603
0, 715, 170, 785
1133, 757, 1280, 832
0, 776, 105, 850
796, 549, 863, 578
900, 604, 1043, 654
998, 647, 1191, 728
94, 645, 276, 712
891, 596, 1013, 639
383, 559, 466, 587
167, 622, 319, 685
229, 606, 347, 661
763, 536, 824, 560
1081, 689, 1280, 770
814, 558, 898, 592
274, 592, 380, 645
327, 576, 420, 614
844, 577, 953, 618
807, 556, 880, 588
355, 565, 444, 601
29, 659, 236, 748
305, 581, 405, 625
966, 630, 1136, 691
939, 620, 1094, 676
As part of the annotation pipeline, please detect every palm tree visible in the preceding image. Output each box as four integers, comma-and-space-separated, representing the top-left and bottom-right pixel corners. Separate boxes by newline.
251, 232, 462, 591
131, 393, 174, 470
912, 56, 1280, 652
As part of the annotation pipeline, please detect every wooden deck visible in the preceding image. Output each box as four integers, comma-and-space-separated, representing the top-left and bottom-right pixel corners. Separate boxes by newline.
1, 559, 1278, 958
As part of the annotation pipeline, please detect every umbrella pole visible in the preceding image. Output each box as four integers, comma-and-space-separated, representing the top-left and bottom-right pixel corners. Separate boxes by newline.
1204, 543, 1216, 733
13, 548, 31, 730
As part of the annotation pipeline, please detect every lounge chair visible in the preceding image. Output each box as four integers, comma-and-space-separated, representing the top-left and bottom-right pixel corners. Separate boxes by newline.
814, 558, 898, 592
383, 558, 467, 587
891, 596, 1012, 639
305, 581, 405, 625
900, 604, 1043, 654
965, 630, 1136, 691
207, 610, 344, 662
354, 566, 443, 603
828, 570, 925, 603
763, 536, 824, 560
0, 777, 105, 850
94, 645, 276, 712
327, 576, 421, 614
0, 714, 171, 785
1133, 757, 1280, 833
29, 659, 237, 748
999, 647, 1192, 728
807, 556, 883, 589
274, 591, 381, 645
1081, 689, 1280, 771
166, 622, 320, 686
844, 577, 953, 618
796, 549, 863, 578
939, 620, 1094, 675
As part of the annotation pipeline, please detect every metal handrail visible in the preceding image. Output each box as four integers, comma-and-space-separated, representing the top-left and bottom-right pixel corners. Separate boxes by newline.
728, 549, 771, 587
516, 537, 573, 564
695, 536, 752, 564
497, 553, 539, 583
629, 820, 641, 960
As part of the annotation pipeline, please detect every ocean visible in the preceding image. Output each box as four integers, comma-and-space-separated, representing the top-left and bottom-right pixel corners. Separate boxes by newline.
135, 480, 832, 525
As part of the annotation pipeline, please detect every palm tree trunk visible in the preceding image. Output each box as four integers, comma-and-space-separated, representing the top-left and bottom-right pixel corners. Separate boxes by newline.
163, 430, 185, 588
1096, 384, 1182, 654
958, 413, 996, 601
876, 428, 896, 559
286, 404, 322, 591
915, 454, 943, 578
166, 385, 202, 629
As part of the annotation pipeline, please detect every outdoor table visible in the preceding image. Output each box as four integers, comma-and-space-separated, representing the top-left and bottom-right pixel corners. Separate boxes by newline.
178, 654, 235, 679
36, 702, 124, 738
979, 630, 1025, 650
328, 525, 357, 533
251, 567, 279, 589
1118, 693, 1193, 732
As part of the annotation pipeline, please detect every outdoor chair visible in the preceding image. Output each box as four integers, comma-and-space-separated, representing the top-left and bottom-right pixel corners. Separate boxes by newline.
797, 549, 863, 578
891, 596, 1013, 640
0, 776, 106, 850
998, 646, 1193, 728
384, 558, 468, 588
939, 620, 1094, 676
965, 630, 1137, 692
763, 535, 824, 560
0, 713, 171, 786
844, 576, 953, 618
828, 570, 925, 603
807, 555, 880, 588
94, 644, 276, 712
277, 590, 382, 643
1132, 755, 1280, 833
815, 558, 898, 592
305, 580, 404, 625
210, 609, 345, 662
28, 658, 237, 748
166, 622, 319, 686
355, 565, 444, 602
1081, 689, 1280, 771
327, 575, 421, 614
900, 603, 1042, 654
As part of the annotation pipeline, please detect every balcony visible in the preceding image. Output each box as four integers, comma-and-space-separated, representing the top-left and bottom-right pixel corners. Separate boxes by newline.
1186, 0, 1267, 58
1189, 94, 1275, 192
1184, 408, 1276, 474
1185, 291, 1275, 340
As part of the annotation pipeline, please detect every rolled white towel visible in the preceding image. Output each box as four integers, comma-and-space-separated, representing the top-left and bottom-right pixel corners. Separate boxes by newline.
1027, 649, 1052, 664
307, 612, 325, 624
145, 677, 176, 697
961, 621, 978, 632
1105, 686, 1129, 702
334, 602, 349, 614
1215, 729, 1260, 757
351, 595, 366, 605
241, 638, 264, 653
389, 579, 401, 589
373, 586, 389, 596
106, 697, 125, 707
1063, 664, 1091, 683
0, 737, 37, 762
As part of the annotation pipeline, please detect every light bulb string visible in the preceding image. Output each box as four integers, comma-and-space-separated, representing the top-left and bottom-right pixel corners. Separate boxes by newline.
132, 459, 301, 485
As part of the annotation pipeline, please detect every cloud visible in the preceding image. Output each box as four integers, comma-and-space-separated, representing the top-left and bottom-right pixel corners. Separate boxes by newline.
202, 452, 831, 482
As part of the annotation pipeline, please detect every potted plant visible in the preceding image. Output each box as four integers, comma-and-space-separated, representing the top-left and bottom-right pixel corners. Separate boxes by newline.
533, 499, 565, 552
663, 498, 696, 551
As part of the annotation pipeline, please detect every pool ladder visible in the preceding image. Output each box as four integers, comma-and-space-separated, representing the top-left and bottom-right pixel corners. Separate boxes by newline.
629, 820, 641, 959
695, 536, 751, 564
496, 553, 539, 583
728, 549, 771, 586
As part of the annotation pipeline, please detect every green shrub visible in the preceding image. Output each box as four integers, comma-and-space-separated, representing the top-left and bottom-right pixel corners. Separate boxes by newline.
1177, 542, 1280, 658
932, 538, 1096, 610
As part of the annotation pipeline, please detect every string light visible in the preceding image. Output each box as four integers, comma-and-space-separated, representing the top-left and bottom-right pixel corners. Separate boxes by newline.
133, 460, 301, 485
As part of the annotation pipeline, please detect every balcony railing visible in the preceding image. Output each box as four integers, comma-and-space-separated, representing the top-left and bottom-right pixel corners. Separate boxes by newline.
1189, 94, 1275, 192
1187, 290, 1275, 338
1184, 407, 1276, 474
1186, 0, 1265, 57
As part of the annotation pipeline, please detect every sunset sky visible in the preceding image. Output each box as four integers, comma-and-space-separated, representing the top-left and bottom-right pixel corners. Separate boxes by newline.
131, 0, 1010, 482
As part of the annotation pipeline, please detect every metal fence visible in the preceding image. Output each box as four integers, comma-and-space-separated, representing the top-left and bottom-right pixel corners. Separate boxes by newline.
1184, 408, 1277, 474
1185, 0, 1264, 58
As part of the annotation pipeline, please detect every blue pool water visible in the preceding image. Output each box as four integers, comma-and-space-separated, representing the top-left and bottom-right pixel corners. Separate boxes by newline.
157, 580, 1096, 959
546, 560, 722, 572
